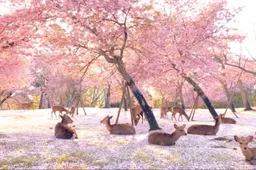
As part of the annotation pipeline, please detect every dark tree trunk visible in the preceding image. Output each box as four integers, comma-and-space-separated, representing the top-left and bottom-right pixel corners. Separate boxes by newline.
104, 83, 111, 108
230, 103, 236, 113
101, 47, 160, 130
116, 60, 161, 131
186, 77, 218, 119
238, 80, 253, 111
39, 91, 44, 109
171, 63, 218, 119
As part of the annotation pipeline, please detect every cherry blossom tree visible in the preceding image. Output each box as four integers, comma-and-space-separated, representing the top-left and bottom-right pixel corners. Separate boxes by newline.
0, 0, 247, 129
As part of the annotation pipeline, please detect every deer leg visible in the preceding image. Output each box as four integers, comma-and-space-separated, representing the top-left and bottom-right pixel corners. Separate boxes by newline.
179, 114, 183, 121
171, 113, 177, 121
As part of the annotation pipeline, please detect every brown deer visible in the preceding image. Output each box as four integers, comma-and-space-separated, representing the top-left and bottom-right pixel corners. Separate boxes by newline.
69, 106, 76, 117
20, 102, 33, 110
131, 105, 144, 126
234, 135, 256, 165
187, 114, 221, 135
171, 106, 189, 121
148, 124, 187, 146
54, 114, 78, 139
219, 113, 236, 124
51, 106, 69, 118
100, 115, 136, 135
160, 107, 169, 119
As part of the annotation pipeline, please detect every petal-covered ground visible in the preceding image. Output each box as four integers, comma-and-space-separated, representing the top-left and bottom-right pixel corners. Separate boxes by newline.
0, 108, 255, 169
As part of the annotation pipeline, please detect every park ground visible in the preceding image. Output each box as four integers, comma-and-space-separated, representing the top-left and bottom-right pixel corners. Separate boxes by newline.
0, 107, 256, 169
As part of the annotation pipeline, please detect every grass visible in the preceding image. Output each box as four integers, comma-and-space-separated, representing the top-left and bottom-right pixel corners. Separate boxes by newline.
116, 139, 129, 145
44, 150, 94, 164
0, 155, 40, 168
132, 149, 155, 168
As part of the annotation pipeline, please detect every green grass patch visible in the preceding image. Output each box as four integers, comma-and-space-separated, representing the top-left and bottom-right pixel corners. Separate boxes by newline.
44, 150, 94, 164
116, 139, 129, 145
0, 155, 40, 168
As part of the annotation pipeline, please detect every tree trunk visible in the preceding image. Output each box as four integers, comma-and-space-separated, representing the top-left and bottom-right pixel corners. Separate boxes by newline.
238, 80, 252, 111
123, 95, 128, 111
116, 60, 161, 131
178, 86, 185, 110
161, 97, 166, 107
0, 91, 14, 107
47, 96, 51, 108
39, 91, 44, 109
221, 82, 236, 113
185, 76, 218, 118
104, 83, 111, 108
171, 63, 218, 119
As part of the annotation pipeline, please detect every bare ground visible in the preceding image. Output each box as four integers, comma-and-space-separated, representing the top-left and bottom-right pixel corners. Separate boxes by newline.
0, 108, 256, 169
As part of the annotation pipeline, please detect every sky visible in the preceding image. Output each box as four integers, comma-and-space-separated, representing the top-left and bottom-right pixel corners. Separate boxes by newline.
227, 0, 256, 58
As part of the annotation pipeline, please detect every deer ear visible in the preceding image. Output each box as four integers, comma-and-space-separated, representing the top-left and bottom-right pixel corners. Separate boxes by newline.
234, 135, 239, 142
109, 116, 113, 119
248, 136, 253, 142
174, 124, 178, 129
60, 115, 64, 119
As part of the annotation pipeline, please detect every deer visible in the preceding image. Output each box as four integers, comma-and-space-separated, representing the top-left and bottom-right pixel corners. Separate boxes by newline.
100, 115, 136, 135
234, 135, 256, 165
187, 114, 221, 135
160, 107, 169, 119
171, 106, 189, 121
69, 106, 76, 117
54, 114, 78, 139
219, 113, 236, 124
131, 105, 144, 126
51, 106, 69, 118
148, 124, 187, 146
20, 102, 33, 110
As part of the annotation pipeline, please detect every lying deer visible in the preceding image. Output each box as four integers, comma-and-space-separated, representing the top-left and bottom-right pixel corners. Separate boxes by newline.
148, 124, 187, 146
69, 106, 76, 117
51, 106, 69, 118
131, 105, 144, 126
100, 115, 136, 135
54, 114, 78, 139
234, 135, 256, 165
219, 113, 236, 124
171, 106, 189, 121
187, 114, 221, 135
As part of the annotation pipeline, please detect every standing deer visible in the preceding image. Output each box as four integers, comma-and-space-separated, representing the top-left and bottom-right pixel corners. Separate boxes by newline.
100, 115, 136, 135
187, 114, 221, 135
148, 124, 187, 146
219, 113, 236, 124
131, 105, 144, 126
171, 106, 189, 121
54, 114, 78, 139
234, 135, 256, 165
51, 106, 69, 118
20, 102, 33, 110
69, 106, 76, 117
160, 107, 169, 119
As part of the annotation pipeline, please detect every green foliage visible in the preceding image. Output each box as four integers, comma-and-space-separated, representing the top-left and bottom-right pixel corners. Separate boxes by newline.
153, 99, 161, 108
44, 151, 93, 164
0, 155, 40, 168
110, 102, 120, 107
